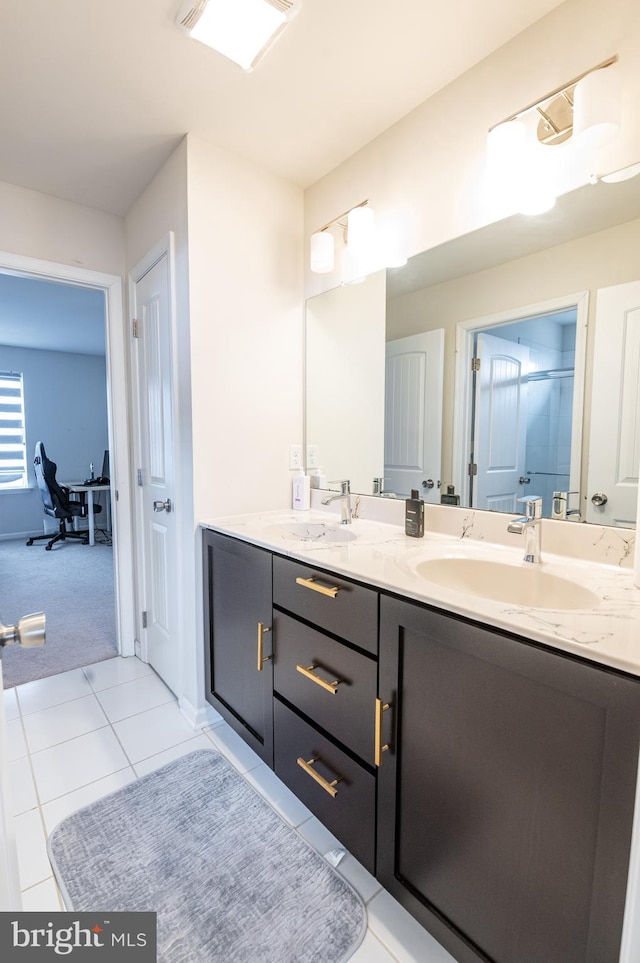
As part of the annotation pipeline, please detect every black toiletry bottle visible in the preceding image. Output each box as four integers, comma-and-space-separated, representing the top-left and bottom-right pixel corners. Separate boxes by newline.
405, 489, 425, 537
441, 484, 460, 506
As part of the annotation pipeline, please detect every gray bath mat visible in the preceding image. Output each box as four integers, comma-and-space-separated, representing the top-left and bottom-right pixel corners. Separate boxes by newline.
47, 749, 366, 962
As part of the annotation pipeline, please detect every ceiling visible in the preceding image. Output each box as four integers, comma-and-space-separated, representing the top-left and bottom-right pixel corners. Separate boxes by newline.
0, 0, 566, 216
387, 175, 640, 299
0, 274, 106, 356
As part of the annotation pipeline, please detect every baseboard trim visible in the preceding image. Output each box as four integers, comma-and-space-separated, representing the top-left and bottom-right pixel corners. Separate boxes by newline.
179, 695, 221, 731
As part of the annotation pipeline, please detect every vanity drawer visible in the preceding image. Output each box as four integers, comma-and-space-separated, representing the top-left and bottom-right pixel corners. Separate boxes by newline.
273, 555, 378, 654
274, 698, 376, 874
274, 611, 377, 764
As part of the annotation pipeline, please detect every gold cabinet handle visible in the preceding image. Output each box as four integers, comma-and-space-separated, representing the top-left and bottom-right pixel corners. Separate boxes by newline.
296, 663, 343, 695
257, 621, 271, 672
296, 756, 342, 798
295, 576, 339, 599
375, 698, 391, 767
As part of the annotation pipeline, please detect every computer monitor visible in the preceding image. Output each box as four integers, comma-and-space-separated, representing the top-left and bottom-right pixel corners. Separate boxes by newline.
101, 449, 110, 482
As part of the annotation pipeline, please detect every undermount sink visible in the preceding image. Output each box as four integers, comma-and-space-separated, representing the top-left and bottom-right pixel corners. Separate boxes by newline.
268, 522, 357, 543
414, 557, 601, 611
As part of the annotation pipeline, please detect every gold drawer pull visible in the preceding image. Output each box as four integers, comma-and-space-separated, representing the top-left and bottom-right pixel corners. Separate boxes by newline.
257, 621, 271, 672
297, 756, 342, 798
375, 698, 391, 767
296, 663, 343, 695
295, 576, 339, 598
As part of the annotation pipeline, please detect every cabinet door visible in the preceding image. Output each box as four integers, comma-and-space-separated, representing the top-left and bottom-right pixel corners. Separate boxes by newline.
203, 531, 273, 765
378, 595, 640, 963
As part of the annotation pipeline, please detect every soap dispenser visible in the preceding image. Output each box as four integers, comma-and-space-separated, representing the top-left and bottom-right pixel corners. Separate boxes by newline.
292, 470, 311, 511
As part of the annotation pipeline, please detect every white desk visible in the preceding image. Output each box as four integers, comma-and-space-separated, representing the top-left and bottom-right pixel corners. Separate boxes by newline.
62, 482, 110, 546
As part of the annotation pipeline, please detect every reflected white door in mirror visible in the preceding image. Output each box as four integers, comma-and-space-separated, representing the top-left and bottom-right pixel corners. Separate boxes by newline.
453, 292, 588, 520
588, 279, 640, 526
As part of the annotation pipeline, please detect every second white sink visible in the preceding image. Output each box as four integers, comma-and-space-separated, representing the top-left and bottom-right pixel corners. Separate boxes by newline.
414, 557, 601, 611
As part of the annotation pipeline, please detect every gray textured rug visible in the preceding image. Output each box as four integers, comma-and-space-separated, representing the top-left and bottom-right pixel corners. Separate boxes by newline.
1, 537, 117, 688
48, 750, 367, 962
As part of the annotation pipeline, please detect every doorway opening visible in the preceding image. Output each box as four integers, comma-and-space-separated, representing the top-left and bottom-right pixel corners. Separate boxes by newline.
453, 293, 588, 518
0, 251, 134, 688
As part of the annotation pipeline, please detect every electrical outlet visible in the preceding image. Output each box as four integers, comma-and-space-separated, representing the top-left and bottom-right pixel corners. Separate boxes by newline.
289, 444, 303, 470
306, 445, 319, 468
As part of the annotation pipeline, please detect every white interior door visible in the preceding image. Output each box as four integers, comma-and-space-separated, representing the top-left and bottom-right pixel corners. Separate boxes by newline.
587, 280, 640, 526
384, 329, 445, 499
473, 332, 529, 512
131, 249, 179, 694
0, 663, 21, 910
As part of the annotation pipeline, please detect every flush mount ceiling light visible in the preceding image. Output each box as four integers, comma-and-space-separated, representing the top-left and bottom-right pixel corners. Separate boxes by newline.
487, 56, 620, 215
176, 0, 297, 70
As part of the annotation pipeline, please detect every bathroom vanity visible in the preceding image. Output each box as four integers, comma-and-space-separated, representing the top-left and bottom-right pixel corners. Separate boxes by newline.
201, 506, 640, 963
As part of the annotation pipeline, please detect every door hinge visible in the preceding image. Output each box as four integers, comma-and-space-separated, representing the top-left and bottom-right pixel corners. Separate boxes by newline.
471, 357, 481, 372
132, 318, 140, 338
137, 468, 144, 487
468, 462, 478, 476
142, 611, 148, 629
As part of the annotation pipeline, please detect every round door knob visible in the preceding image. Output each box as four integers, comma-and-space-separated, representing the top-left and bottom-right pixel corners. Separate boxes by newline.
422, 479, 435, 489
590, 493, 608, 507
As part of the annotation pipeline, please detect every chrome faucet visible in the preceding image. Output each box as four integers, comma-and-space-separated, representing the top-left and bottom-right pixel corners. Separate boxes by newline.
507, 496, 543, 563
321, 479, 352, 525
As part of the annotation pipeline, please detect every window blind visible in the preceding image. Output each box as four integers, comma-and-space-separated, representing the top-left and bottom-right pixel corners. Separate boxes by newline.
0, 371, 28, 489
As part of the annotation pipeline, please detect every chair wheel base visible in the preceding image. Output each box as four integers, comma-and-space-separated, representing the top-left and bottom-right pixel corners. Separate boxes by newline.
45, 544, 52, 550
26, 539, 33, 546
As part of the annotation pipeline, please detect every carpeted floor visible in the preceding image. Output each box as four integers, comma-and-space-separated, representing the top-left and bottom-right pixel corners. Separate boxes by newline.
1, 536, 117, 688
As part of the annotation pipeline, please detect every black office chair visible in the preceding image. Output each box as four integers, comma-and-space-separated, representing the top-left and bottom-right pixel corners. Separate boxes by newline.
26, 441, 102, 550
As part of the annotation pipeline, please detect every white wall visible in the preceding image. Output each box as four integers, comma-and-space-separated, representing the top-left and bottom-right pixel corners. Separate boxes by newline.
0, 181, 124, 277
186, 134, 304, 521
304, 0, 640, 298
0, 346, 109, 538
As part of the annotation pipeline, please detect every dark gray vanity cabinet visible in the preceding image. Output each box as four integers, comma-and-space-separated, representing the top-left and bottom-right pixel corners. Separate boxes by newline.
203, 530, 273, 765
377, 595, 640, 963
271, 555, 379, 873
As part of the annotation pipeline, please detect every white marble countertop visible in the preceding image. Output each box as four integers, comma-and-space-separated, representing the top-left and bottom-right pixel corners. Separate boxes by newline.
201, 508, 640, 678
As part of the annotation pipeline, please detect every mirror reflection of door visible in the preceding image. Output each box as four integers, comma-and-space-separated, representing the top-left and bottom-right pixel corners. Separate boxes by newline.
470, 310, 578, 518
587, 280, 640, 527
472, 332, 529, 513
384, 329, 444, 499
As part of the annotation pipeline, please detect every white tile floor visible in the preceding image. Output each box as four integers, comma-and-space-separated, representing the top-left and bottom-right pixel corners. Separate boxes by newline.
8, 656, 455, 963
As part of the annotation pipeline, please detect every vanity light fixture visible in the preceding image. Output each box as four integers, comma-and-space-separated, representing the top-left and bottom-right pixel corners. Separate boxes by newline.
487, 56, 620, 215
309, 202, 409, 276
590, 160, 640, 184
309, 200, 370, 275
176, 0, 297, 70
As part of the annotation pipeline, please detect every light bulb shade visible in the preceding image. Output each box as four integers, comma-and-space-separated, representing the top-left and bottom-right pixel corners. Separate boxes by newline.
487, 119, 557, 216
486, 120, 527, 210
178, 0, 288, 70
310, 231, 335, 273
375, 212, 409, 268
601, 161, 640, 184
347, 206, 375, 255
573, 65, 622, 149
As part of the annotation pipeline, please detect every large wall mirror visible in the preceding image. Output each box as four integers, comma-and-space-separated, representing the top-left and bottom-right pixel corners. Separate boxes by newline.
305, 175, 640, 526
